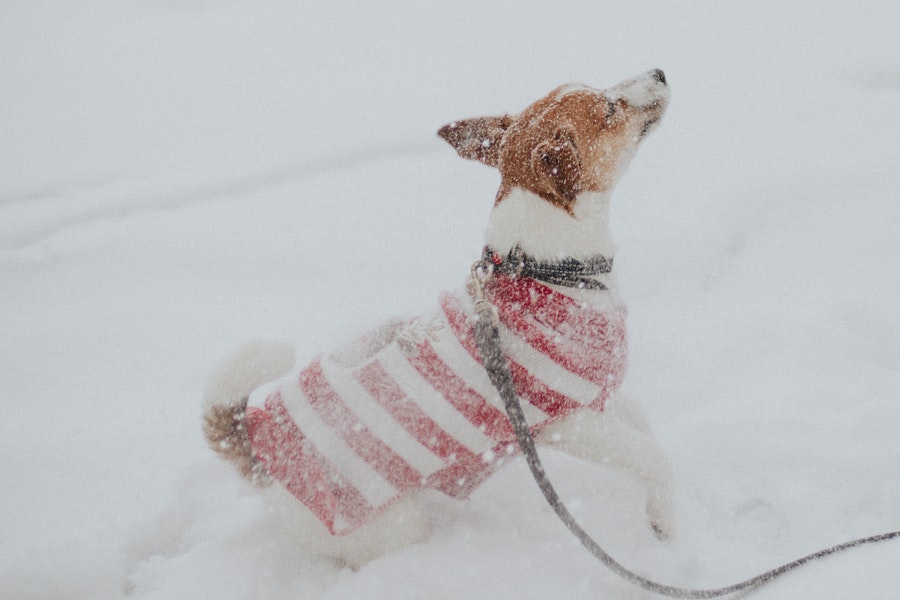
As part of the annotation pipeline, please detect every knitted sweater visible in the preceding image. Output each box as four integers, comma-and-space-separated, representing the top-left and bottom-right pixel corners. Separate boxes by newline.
245, 274, 627, 535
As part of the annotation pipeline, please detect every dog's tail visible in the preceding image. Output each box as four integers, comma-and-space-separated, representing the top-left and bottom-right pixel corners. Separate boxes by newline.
203, 340, 295, 480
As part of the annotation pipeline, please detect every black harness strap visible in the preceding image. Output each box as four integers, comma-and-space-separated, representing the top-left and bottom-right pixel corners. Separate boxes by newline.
483, 246, 612, 290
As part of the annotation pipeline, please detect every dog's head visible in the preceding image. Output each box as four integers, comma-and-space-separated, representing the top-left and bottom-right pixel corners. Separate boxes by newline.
439, 69, 668, 215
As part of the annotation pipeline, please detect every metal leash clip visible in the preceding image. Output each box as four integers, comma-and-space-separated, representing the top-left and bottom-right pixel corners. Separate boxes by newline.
468, 260, 500, 328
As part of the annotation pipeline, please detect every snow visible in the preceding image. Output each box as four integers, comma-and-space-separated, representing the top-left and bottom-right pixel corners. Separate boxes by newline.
2, 2, 899, 598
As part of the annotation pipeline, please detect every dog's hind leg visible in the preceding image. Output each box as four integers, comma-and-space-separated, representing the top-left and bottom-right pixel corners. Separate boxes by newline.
538, 394, 676, 540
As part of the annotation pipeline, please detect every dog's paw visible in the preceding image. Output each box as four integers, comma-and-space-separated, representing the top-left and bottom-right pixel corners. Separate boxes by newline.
650, 519, 673, 541
647, 496, 675, 541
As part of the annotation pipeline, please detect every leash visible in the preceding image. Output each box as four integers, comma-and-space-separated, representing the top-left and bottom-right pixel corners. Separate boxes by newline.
468, 258, 900, 598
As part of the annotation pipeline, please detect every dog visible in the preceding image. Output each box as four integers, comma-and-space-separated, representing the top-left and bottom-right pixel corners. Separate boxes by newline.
204, 69, 675, 568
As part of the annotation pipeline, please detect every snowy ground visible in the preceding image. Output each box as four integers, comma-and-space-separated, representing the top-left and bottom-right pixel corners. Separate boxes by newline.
2, 2, 899, 599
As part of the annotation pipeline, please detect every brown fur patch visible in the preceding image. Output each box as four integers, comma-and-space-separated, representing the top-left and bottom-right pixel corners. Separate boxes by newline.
203, 399, 270, 484
496, 89, 646, 212
440, 83, 665, 214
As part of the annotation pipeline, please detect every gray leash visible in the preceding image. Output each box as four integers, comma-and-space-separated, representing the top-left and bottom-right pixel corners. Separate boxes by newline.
468, 260, 900, 598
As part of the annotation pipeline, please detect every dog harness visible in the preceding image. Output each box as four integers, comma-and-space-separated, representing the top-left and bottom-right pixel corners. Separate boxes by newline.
245, 273, 627, 535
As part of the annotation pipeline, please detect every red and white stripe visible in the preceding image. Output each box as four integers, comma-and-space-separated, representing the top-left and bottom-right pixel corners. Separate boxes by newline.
245, 274, 627, 535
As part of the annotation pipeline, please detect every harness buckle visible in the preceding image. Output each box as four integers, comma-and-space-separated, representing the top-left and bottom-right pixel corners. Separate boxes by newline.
469, 260, 500, 328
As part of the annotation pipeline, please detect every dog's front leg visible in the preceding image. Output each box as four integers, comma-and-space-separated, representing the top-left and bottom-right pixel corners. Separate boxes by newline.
538, 396, 676, 540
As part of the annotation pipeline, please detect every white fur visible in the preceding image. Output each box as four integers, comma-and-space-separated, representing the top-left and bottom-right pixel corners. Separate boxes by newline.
606, 70, 671, 108
484, 189, 616, 262
539, 394, 675, 536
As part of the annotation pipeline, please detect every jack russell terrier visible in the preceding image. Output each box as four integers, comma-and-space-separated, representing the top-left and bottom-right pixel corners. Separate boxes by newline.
204, 68, 675, 568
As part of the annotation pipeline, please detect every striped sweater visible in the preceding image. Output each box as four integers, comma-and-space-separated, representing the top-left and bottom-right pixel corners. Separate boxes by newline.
245, 274, 627, 535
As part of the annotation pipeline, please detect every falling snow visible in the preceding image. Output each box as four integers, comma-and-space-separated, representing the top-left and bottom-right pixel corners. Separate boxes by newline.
2, 2, 899, 599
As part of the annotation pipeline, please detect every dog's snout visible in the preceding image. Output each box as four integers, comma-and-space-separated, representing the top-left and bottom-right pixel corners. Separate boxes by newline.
651, 69, 666, 85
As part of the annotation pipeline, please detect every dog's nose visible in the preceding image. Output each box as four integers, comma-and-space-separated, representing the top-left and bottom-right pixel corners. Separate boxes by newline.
651, 69, 667, 85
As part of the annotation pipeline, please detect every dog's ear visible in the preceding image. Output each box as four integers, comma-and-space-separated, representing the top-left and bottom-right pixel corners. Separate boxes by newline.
438, 115, 513, 167
531, 129, 582, 213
